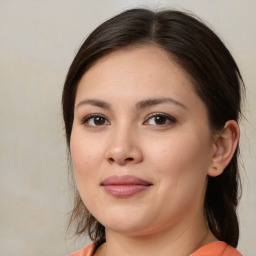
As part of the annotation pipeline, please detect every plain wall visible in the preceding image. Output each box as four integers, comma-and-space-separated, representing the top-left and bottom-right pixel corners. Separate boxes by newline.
0, 0, 255, 255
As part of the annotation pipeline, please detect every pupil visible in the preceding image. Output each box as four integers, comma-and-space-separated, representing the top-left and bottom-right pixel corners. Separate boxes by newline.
94, 116, 104, 125
155, 116, 166, 124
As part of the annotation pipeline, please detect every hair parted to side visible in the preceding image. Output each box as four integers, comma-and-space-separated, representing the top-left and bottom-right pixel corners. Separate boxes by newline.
62, 8, 244, 247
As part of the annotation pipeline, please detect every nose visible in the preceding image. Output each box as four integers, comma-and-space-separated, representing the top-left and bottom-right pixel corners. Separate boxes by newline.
105, 125, 143, 166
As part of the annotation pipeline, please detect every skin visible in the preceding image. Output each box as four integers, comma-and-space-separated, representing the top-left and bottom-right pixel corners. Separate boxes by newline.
70, 45, 239, 256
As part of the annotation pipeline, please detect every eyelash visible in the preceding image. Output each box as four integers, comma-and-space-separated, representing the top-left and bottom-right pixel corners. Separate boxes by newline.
80, 114, 110, 127
80, 113, 176, 127
144, 113, 176, 126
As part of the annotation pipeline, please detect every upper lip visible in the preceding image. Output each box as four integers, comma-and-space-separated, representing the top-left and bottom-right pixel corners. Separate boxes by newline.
101, 175, 152, 186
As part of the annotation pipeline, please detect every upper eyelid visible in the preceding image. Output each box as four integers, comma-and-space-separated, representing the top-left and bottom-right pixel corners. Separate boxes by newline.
145, 112, 176, 120
80, 113, 109, 124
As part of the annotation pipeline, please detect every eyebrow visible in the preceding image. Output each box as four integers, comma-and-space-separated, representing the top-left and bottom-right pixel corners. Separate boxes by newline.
136, 97, 186, 110
76, 97, 186, 110
76, 99, 111, 109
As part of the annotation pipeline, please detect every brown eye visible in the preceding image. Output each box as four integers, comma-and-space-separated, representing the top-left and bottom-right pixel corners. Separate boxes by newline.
93, 116, 105, 125
81, 114, 110, 127
144, 113, 176, 126
154, 115, 167, 125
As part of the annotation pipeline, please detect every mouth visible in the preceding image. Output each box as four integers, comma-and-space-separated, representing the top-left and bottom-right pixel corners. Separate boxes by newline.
101, 175, 152, 198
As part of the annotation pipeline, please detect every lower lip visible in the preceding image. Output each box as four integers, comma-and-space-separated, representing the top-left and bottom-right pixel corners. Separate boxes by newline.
102, 185, 150, 197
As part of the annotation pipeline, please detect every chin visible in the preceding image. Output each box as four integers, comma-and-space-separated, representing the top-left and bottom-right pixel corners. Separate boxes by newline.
97, 210, 171, 238
95, 209, 152, 235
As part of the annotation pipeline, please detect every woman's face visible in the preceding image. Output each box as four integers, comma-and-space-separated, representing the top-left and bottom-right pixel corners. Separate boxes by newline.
70, 46, 215, 237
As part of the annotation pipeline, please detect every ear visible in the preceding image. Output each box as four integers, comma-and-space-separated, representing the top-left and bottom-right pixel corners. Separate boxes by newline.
208, 120, 240, 177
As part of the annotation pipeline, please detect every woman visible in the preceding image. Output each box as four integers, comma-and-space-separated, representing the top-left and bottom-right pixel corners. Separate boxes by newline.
62, 8, 244, 256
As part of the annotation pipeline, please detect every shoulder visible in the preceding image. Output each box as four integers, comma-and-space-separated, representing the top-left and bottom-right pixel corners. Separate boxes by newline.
68, 243, 96, 256
191, 241, 242, 256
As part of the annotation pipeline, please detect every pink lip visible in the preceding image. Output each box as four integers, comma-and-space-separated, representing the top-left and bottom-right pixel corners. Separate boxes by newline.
101, 175, 152, 198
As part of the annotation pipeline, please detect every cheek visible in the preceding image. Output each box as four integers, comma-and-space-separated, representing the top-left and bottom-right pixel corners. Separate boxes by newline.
70, 132, 105, 210
148, 134, 211, 214
70, 130, 103, 183
147, 131, 211, 185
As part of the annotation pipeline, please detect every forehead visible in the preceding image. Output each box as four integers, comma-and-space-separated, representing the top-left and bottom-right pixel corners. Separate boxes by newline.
76, 45, 195, 99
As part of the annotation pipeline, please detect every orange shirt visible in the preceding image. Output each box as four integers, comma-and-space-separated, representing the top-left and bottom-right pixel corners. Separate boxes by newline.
191, 241, 242, 256
69, 241, 242, 256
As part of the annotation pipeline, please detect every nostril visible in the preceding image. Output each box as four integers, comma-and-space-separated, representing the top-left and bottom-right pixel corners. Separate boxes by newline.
108, 157, 115, 163
108, 156, 134, 164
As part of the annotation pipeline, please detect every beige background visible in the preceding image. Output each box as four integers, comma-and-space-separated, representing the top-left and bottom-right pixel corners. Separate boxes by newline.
0, 0, 255, 255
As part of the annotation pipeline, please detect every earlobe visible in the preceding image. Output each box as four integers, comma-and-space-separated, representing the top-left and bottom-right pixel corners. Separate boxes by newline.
208, 120, 240, 177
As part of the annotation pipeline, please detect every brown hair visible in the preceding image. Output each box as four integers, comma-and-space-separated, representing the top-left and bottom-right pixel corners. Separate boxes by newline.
62, 8, 244, 247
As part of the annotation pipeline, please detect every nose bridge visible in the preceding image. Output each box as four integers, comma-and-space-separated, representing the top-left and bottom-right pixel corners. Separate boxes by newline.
106, 119, 142, 165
